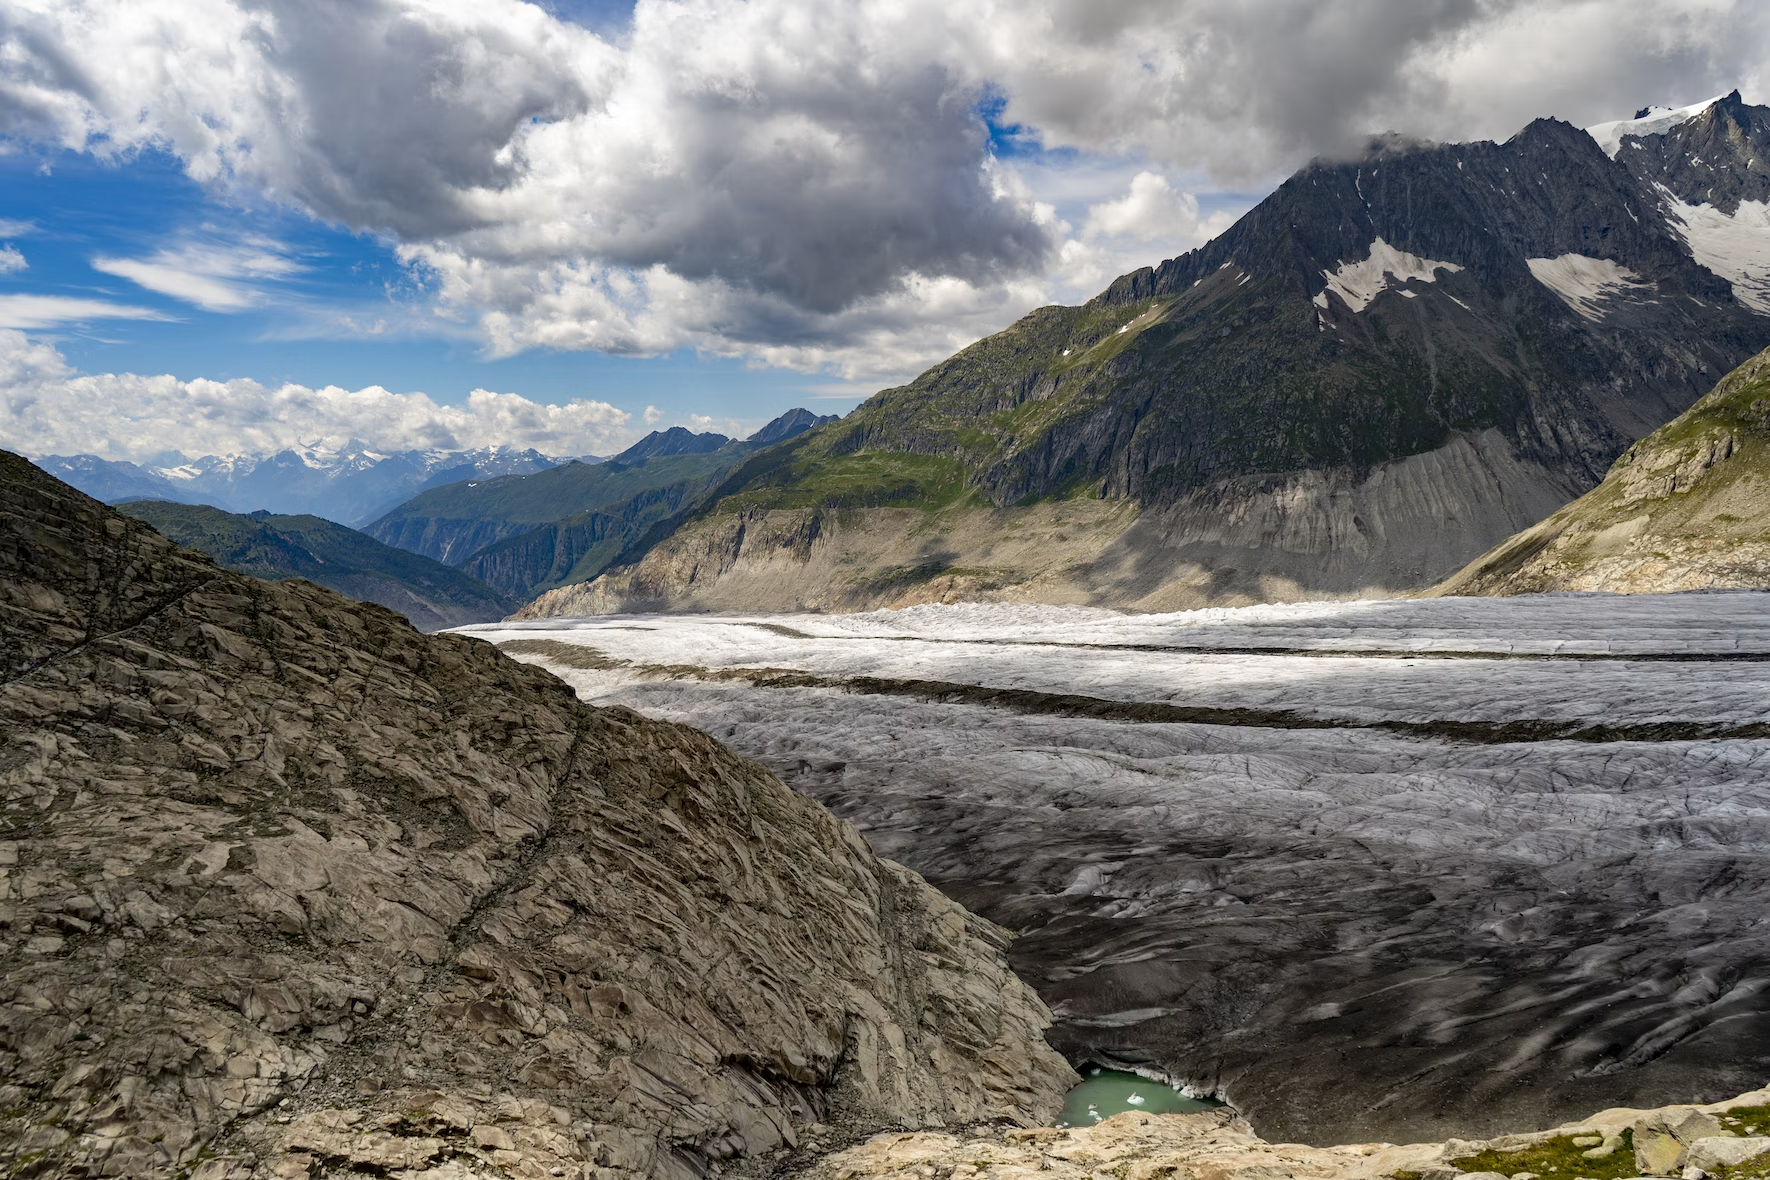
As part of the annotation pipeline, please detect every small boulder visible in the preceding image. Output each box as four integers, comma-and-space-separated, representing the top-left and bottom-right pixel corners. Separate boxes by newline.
1685, 1137, 1770, 1171
1637, 1127, 1689, 1176
1671, 1113, 1732, 1145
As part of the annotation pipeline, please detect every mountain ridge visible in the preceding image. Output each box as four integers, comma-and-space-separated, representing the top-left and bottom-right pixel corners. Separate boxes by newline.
366, 410, 842, 603
114, 499, 516, 630
36, 443, 564, 527
522, 96, 1770, 618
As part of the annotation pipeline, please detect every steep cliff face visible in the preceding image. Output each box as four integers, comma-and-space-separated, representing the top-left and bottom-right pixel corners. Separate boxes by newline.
1434, 345, 1770, 596
0, 451, 1073, 1179
522, 97, 1770, 618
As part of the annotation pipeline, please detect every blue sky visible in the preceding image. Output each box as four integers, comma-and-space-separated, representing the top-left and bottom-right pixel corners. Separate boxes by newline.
0, 143, 844, 437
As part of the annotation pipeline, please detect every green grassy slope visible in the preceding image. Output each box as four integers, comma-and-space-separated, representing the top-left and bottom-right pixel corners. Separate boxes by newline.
117, 501, 514, 629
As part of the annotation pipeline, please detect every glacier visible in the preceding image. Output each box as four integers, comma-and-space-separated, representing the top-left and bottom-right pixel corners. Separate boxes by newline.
464, 592, 1770, 1146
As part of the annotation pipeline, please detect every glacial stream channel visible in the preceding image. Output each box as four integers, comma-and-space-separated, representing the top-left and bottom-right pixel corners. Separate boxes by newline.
1056, 1069, 1222, 1128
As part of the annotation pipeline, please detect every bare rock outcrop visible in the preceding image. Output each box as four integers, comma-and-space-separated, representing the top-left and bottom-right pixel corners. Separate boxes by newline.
799, 1088, 1770, 1180
0, 451, 1073, 1178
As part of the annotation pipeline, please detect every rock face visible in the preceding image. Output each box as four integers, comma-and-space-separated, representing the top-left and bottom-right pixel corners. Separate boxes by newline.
800, 1089, 1770, 1180
524, 96, 1770, 618
1433, 344, 1770, 595
0, 451, 1073, 1179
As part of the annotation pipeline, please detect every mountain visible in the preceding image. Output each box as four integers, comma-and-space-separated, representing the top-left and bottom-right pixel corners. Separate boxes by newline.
521, 94, 1770, 619
28, 453, 189, 503
1433, 343, 1770, 595
36, 442, 560, 526
115, 500, 515, 630
366, 411, 841, 602
751, 406, 839, 445
366, 447, 743, 565
0, 448, 1071, 1177
612, 424, 731, 462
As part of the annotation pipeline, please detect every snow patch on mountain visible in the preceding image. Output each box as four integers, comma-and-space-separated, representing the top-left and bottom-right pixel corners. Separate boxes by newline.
1660, 191, 1770, 314
1586, 95, 1724, 158
1312, 238, 1463, 314
1525, 254, 1650, 321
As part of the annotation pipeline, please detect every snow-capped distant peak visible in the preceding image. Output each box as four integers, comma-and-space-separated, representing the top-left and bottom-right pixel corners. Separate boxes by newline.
1587, 95, 1724, 158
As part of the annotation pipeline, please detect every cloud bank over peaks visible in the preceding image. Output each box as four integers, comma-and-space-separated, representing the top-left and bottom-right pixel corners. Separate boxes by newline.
0, 0, 1765, 380
0, 330, 634, 462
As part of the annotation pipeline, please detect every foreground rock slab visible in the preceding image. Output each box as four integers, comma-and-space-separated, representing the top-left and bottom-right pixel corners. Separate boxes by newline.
0, 450, 1074, 1178
799, 1089, 1770, 1180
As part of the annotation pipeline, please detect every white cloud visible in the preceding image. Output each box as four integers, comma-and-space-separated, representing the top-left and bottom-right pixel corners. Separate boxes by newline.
642, 404, 663, 425
0, 330, 634, 461
91, 237, 302, 311
0, 295, 170, 329
1052, 170, 1239, 295
0, 220, 36, 238
0, 0, 1765, 381
0, 247, 25, 275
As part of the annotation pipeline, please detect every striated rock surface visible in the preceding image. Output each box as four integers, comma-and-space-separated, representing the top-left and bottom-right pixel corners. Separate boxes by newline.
1433, 344, 1770, 596
0, 451, 1073, 1179
796, 1089, 1770, 1180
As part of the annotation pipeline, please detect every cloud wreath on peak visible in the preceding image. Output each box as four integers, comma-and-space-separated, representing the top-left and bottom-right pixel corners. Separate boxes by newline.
0, 330, 634, 461
1, 0, 1765, 378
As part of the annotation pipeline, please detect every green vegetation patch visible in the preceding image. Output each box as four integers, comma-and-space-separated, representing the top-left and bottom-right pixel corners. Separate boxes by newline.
1449, 1130, 1636, 1180
718, 451, 976, 513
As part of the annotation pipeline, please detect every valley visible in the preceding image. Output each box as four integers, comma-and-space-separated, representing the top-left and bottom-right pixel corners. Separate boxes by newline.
476, 593, 1770, 1147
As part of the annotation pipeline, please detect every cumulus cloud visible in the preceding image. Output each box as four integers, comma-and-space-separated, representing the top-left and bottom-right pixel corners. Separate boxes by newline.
0, 246, 24, 275
1055, 171, 1238, 293
91, 237, 302, 311
0, 330, 634, 461
0, 0, 1765, 380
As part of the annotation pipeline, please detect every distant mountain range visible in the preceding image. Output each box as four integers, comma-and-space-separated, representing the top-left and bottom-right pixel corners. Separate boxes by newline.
365, 410, 836, 603
36, 443, 566, 527
1434, 342, 1770, 596
115, 500, 513, 630
518, 92, 1770, 618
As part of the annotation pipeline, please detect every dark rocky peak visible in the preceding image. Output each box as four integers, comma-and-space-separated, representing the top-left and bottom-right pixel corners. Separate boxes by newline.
611, 425, 732, 464
750, 406, 839, 446
1103, 108, 1724, 315
1619, 90, 1770, 213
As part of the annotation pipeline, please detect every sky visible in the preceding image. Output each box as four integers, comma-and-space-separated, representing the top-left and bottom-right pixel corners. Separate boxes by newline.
0, 0, 1767, 462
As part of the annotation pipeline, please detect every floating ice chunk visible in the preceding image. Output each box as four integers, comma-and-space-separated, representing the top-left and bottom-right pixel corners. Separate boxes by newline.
1659, 190, 1770, 313
1526, 254, 1649, 321
1313, 238, 1462, 313
1127, 1093, 1146, 1105
1587, 95, 1723, 158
